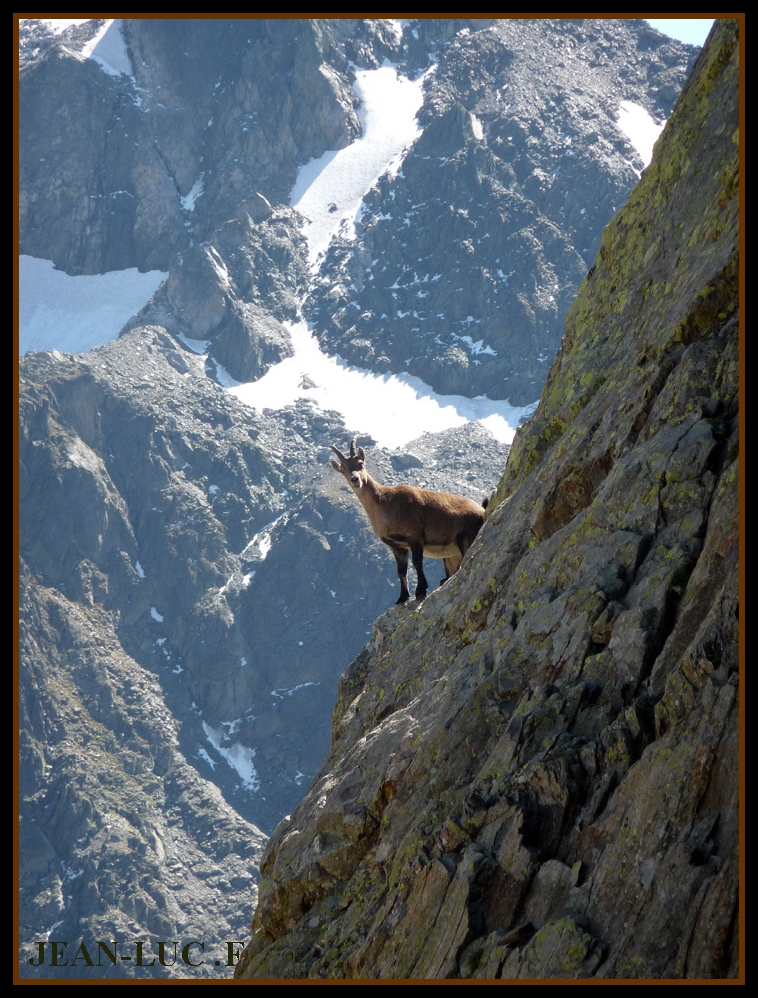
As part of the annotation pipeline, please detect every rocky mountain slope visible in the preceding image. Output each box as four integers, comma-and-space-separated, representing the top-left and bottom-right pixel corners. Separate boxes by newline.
235, 20, 740, 980
18, 17, 704, 979
308, 19, 697, 404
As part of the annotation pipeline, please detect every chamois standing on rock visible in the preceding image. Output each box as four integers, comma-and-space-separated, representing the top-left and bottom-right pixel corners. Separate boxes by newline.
330, 439, 488, 605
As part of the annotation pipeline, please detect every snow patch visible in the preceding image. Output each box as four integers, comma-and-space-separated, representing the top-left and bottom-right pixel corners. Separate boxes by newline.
81, 19, 133, 78
616, 100, 665, 171
202, 721, 260, 791
177, 332, 210, 355
452, 333, 497, 357
181, 175, 204, 211
290, 63, 425, 268
229, 320, 529, 448
271, 682, 320, 699
19, 256, 166, 356
242, 514, 287, 562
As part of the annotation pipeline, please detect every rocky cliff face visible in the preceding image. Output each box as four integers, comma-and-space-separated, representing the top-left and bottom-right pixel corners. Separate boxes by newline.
19, 18, 362, 275
235, 21, 740, 980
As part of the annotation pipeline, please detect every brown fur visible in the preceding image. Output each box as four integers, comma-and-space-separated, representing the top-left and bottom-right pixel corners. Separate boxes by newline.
330, 439, 487, 604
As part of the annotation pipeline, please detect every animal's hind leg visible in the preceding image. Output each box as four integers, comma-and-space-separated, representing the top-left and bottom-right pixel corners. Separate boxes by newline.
455, 529, 475, 558
441, 554, 462, 585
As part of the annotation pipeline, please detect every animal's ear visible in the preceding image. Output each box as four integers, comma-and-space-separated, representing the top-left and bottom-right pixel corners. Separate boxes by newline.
357, 447, 365, 461
330, 460, 342, 474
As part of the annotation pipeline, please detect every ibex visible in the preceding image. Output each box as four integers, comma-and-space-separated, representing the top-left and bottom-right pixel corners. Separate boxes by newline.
330, 439, 488, 605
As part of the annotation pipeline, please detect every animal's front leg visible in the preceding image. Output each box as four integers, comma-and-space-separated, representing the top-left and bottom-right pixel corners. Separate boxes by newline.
388, 543, 411, 604
409, 542, 428, 601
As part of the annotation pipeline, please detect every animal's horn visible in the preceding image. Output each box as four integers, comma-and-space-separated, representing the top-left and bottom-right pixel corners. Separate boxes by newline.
349, 438, 357, 457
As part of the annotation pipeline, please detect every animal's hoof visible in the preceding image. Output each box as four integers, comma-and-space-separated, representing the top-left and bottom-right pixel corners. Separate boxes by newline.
396, 594, 410, 605
415, 591, 428, 602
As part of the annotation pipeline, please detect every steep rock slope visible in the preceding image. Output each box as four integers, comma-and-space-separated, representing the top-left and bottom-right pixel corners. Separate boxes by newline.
236, 20, 740, 980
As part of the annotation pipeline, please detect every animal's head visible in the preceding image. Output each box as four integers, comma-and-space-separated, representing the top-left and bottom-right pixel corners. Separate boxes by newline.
330, 439, 368, 491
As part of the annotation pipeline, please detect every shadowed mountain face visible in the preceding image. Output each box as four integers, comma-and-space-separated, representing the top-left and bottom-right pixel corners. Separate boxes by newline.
235, 21, 740, 980
18, 17, 721, 981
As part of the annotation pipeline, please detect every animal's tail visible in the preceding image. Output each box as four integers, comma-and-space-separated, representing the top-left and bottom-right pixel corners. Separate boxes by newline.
482, 496, 489, 510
